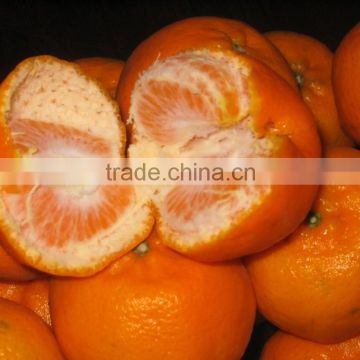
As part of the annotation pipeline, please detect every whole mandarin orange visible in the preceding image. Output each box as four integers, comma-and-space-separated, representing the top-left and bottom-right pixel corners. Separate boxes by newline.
267, 31, 352, 148
333, 22, 360, 144
261, 331, 360, 360
246, 147, 360, 343
50, 233, 256, 360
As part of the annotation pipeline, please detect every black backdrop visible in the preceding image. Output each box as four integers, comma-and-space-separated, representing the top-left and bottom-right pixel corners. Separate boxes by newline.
0, 1, 359, 359
1, 1, 359, 81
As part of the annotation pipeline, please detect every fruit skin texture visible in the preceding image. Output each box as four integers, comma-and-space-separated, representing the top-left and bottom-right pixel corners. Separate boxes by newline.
0, 298, 63, 359
266, 31, 353, 148
75, 57, 124, 98
50, 233, 256, 360
117, 16, 297, 120
0, 244, 38, 281
246, 147, 360, 344
0, 278, 51, 326
261, 331, 360, 360
333, 23, 360, 144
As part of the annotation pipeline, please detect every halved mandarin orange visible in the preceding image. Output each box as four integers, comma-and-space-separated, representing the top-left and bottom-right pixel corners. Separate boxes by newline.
0, 56, 153, 276
75, 57, 124, 98
118, 20, 321, 260
266, 31, 353, 148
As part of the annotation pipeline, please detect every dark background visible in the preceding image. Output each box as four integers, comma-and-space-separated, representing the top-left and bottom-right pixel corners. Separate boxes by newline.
0, 1, 359, 358
1, 1, 359, 82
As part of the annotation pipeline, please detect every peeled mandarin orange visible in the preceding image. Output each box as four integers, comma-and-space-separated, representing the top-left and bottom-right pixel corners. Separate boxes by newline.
75, 57, 124, 98
0, 56, 153, 276
117, 18, 321, 261
266, 31, 353, 148
50, 233, 256, 360
246, 147, 360, 343
261, 331, 360, 360
0, 298, 63, 359
333, 22, 360, 144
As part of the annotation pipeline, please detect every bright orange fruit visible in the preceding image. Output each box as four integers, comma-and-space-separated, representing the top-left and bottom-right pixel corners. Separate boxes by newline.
261, 331, 360, 360
50, 232, 256, 360
0, 278, 51, 326
0, 244, 38, 281
117, 17, 321, 261
0, 298, 63, 359
266, 31, 353, 148
75, 57, 124, 98
0, 55, 153, 276
333, 22, 360, 144
246, 147, 360, 343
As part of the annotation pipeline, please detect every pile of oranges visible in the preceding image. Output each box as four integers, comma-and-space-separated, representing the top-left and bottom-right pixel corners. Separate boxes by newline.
0, 17, 359, 360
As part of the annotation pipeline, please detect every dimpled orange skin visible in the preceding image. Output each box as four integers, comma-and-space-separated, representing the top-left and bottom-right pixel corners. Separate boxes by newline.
75, 57, 124, 98
333, 23, 360, 144
21, 278, 51, 326
246, 147, 360, 344
116, 16, 298, 120
266, 31, 353, 148
0, 298, 63, 359
50, 234, 256, 360
0, 279, 51, 326
261, 331, 360, 360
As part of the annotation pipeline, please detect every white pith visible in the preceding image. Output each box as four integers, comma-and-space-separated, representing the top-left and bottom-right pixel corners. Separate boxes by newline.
9, 59, 120, 151
128, 51, 272, 245
0, 57, 151, 271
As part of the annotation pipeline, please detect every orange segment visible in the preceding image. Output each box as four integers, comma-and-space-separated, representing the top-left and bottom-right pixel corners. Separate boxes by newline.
9, 119, 111, 156
131, 52, 249, 146
0, 56, 154, 276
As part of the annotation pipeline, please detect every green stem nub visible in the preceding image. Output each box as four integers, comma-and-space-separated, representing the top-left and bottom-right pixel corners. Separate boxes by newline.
294, 72, 305, 89
307, 211, 322, 228
133, 241, 150, 256
232, 42, 246, 54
